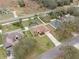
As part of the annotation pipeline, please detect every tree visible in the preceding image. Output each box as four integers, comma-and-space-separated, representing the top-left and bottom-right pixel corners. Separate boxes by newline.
57, 0, 71, 6
62, 18, 79, 33
32, 0, 72, 9
18, 0, 25, 7
32, 0, 57, 9
19, 19, 25, 30
68, 7, 79, 16
58, 46, 79, 59
54, 28, 72, 41
13, 36, 37, 59
0, 24, 2, 29
0, 8, 11, 14
43, 0, 57, 9
12, 19, 25, 30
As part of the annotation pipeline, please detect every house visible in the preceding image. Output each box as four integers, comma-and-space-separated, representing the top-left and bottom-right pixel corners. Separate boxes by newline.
3, 29, 23, 58
49, 19, 63, 29
61, 14, 75, 21
33, 25, 50, 35
3, 29, 23, 48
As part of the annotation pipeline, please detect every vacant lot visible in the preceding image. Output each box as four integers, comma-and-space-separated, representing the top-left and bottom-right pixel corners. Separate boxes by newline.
0, 0, 46, 17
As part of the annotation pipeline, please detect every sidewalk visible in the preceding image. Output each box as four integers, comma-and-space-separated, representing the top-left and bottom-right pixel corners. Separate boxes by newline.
45, 31, 61, 46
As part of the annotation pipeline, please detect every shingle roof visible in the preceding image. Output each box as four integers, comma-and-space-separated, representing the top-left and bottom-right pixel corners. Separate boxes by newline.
49, 19, 63, 29
3, 29, 23, 48
34, 25, 50, 34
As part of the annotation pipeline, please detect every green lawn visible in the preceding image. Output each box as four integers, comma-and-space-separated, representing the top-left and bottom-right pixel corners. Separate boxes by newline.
0, 48, 6, 59
24, 30, 54, 59
40, 15, 52, 23
34, 35, 54, 53
2, 24, 21, 32
22, 16, 42, 27
2, 16, 43, 32
0, 34, 2, 44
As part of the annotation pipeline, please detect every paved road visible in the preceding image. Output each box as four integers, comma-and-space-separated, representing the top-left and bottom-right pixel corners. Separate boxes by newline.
35, 36, 79, 59
0, 10, 52, 24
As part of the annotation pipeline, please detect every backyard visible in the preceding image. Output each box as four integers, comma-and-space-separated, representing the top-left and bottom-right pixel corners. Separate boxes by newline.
24, 30, 54, 59
46, 24, 73, 42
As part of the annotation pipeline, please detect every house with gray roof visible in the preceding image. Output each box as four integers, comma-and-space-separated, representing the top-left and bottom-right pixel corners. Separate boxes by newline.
3, 29, 23, 59
3, 29, 23, 48
61, 14, 75, 21
49, 19, 63, 29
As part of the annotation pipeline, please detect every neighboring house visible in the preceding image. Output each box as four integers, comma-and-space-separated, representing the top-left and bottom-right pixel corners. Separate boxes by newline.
3, 29, 23, 59
49, 19, 63, 29
61, 14, 75, 21
33, 25, 50, 35
29, 22, 38, 28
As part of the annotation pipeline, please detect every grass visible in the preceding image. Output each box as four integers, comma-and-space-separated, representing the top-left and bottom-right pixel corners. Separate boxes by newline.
46, 24, 73, 42
0, 14, 13, 20
22, 17, 42, 27
2, 24, 21, 32
24, 30, 54, 59
0, 34, 2, 44
0, 48, 6, 59
2, 16, 43, 32
41, 15, 52, 23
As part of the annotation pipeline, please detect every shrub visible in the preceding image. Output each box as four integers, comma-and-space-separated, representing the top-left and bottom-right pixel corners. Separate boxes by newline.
18, 0, 25, 7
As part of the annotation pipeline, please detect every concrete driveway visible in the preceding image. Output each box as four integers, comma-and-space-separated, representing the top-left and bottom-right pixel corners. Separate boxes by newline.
45, 31, 61, 46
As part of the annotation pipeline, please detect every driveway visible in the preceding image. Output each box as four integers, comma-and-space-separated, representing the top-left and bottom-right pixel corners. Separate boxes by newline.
45, 31, 61, 46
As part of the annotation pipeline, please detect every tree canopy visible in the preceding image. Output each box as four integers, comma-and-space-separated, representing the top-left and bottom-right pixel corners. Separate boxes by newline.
32, 0, 72, 9
54, 46, 79, 59
13, 36, 37, 59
